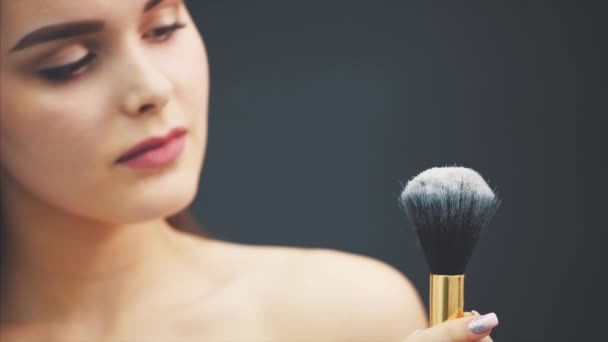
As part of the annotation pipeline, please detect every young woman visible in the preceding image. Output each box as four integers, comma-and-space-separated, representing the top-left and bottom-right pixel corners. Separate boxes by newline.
0, 1, 497, 341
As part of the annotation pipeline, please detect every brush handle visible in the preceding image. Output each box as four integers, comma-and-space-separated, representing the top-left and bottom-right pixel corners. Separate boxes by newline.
430, 274, 465, 326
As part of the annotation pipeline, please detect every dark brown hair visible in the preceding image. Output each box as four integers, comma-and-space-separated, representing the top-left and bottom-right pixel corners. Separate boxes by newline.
166, 207, 207, 237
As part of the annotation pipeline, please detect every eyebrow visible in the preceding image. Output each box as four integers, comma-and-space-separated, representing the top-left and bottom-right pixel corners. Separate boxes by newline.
8, 0, 167, 54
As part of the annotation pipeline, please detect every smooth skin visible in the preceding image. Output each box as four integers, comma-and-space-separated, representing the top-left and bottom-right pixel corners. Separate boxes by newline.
0, 1, 495, 341
403, 312, 495, 342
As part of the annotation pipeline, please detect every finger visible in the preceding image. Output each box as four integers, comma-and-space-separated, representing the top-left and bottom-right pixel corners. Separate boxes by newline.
410, 313, 498, 342
410, 329, 424, 336
481, 336, 493, 342
463, 310, 480, 318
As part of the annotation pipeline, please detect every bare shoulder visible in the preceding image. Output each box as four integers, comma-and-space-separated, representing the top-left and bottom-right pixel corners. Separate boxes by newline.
262, 247, 428, 341
171, 235, 428, 341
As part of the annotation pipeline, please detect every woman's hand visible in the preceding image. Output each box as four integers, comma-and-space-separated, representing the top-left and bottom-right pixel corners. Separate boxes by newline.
402, 311, 498, 342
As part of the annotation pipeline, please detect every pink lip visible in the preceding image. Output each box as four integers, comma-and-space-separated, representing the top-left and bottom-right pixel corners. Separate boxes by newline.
116, 127, 187, 169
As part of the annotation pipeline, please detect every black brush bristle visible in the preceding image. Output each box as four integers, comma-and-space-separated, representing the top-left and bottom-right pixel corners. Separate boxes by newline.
398, 167, 500, 275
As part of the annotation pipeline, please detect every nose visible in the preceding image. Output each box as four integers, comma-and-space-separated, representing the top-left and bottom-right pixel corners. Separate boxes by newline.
120, 49, 173, 117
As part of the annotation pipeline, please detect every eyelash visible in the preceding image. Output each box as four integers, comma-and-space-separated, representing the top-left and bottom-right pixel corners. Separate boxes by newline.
38, 22, 187, 83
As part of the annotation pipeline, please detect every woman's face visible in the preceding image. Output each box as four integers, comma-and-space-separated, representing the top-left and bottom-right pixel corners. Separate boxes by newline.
0, 0, 209, 224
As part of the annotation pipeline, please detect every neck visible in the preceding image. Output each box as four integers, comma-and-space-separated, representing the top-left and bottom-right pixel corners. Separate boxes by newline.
0, 192, 207, 329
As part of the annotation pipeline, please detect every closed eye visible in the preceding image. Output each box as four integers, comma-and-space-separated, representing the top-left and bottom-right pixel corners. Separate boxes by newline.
143, 22, 186, 41
37, 21, 187, 83
38, 51, 97, 81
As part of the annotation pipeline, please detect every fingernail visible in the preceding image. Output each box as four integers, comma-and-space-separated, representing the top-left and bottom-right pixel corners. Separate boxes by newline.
412, 329, 424, 336
467, 312, 499, 334
471, 310, 480, 315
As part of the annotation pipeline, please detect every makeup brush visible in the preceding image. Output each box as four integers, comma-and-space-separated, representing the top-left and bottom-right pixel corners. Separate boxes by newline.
398, 166, 500, 326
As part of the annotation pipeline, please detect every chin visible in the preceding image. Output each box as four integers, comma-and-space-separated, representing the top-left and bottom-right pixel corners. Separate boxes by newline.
116, 199, 195, 225
98, 134, 205, 224
145, 181, 199, 222
95, 173, 199, 224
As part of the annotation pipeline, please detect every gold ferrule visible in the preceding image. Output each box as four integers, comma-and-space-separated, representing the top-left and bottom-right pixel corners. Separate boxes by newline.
429, 274, 465, 327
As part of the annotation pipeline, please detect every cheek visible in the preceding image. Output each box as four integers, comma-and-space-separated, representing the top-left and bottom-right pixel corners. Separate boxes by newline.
2, 100, 95, 171
0, 94, 106, 214
171, 31, 210, 144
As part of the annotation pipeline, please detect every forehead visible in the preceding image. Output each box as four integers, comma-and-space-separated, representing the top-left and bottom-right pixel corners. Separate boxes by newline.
0, 0, 148, 45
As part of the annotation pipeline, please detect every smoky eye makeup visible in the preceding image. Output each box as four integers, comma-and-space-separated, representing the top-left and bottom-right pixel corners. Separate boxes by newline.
25, 0, 188, 84
37, 51, 97, 81
33, 16, 187, 83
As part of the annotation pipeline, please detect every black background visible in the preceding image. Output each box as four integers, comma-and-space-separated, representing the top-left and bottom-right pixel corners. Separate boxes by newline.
187, 1, 606, 341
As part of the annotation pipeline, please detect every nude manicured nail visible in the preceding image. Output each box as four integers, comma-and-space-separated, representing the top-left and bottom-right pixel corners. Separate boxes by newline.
467, 312, 499, 334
